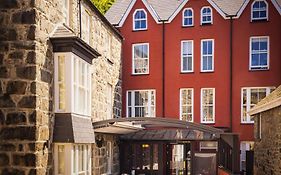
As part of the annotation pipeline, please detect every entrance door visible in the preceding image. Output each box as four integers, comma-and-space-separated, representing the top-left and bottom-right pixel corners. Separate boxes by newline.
168, 144, 191, 175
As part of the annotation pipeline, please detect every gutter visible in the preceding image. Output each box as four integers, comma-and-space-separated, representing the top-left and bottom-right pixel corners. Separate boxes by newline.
226, 14, 237, 133
160, 20, 168, 118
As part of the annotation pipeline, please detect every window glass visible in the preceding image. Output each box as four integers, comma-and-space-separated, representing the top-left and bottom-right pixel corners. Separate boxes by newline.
252, 1, 267, 21
201, 88, 215, 123
58, 55, 66, 111
133, 43, 149, 74
241, 87, 274, 123
62, 0, 69, 25
250, 37, 269, 70
201, 7, 212, 24
127, 90, 155, 117
183, 8, 193, 26
82, 6, 90, 44
58, 145, 65, 174
134, 10, 147, 30
201, 40, 214, 71
180, 89, 193, 122
182, 41, 193, 72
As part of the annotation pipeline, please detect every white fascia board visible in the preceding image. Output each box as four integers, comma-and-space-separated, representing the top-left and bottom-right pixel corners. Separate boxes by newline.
142, 0, 161, 24
271, 0, 281, 15
117, 0, 137, 27
234, 0, 250, 19
206, 0, 228, 19
168, 0, 190, 23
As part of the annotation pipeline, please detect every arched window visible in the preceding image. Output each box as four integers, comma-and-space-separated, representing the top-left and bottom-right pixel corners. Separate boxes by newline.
201, 7, 212, 25
251, 0, 268, 21
182, 8, 193, 27
133, 9, 147, 31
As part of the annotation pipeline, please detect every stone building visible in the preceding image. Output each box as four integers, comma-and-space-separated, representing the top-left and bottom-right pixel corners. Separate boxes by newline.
249, 85, 281, 175
0, 0, 122, 175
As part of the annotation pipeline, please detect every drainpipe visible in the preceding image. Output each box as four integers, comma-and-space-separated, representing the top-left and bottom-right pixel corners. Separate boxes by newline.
78, 0, 82, 38
226, 15, 236, 133
160, 20, 168, 118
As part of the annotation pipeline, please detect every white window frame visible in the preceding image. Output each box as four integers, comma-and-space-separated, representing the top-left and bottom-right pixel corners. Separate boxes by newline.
179, 88, 194, 122
81, 5, 90, 44
200, 88, 215, 124
133, 9, 148, 31
126, 90, 156, 118
181, 40, 194, 73
62, 0, 70, 25
201, 39, 214, 72
132, 43, 149, 75
106, 141, 113, 174
54, 144, 91, 175
251, 0, 268, 21
182, 8, 194, 27
106, 84, 113, 120
249, 36, 269, 70
200, 6, 213, 25
241, 87, 274, 124
54, 53, 91, 117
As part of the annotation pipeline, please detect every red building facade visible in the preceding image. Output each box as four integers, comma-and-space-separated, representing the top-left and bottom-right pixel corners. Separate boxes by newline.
106, 0, 281, 172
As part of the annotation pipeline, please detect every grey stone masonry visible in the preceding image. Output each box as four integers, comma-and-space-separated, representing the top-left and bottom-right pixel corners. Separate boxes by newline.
253, 106, 281, 175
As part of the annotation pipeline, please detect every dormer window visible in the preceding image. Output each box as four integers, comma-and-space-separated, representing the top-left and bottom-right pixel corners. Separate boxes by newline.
133, 9, 147, 31
182, 8, 193, 27
201, 7, 212, 25
251, 0, 268, 21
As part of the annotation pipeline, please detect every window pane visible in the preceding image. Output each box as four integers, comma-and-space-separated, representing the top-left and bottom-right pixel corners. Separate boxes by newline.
208, 41, 212, 54
58, 145, 65, 174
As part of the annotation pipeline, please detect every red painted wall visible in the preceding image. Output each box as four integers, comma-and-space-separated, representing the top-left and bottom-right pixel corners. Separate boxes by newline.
119, 0, 281, 142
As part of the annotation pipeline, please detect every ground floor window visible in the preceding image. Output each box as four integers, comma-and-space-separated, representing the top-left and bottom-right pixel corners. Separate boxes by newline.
55, 144, 91, 175
127, 90, 156, 117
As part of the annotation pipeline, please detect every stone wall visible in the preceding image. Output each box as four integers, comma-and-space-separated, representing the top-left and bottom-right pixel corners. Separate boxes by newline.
0, 0, 122, 174
0, 0, 62, 174
254, 106, 281, 175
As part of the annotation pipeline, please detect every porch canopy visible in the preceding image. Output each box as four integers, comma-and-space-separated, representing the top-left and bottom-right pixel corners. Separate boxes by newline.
93, 117, 224, 141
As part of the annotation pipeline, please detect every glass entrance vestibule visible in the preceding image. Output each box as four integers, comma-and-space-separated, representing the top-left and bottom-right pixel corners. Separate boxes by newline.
120, 141, 217, 175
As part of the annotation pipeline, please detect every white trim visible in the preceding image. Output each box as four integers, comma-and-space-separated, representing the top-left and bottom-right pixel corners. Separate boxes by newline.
241, 87, 275, 123
133, 9, 148, 31
201, 39, 214, 72
200, 88, 215, 124
236, 0, 251, 19
249, 96, 281, 115
200, 6, 213, 25
179, 88, 194, 122
181, 40, 194, 73
251, 0, 269, 21
182, 8, 194, 27
142, 0, 161, 23
132, 43, 150, 75
249, 36, 270, 71
206, 0, 228, 19
126, 89, 156, 118
271, 0, 281, 15
168, 0, 189, 23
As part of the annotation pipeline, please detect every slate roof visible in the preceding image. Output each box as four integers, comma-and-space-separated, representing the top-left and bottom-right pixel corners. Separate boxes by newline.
249, 85, 281, 115
105, 0, 281, 25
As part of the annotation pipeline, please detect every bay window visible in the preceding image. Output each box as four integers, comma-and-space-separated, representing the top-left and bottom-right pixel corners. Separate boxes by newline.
55, 144, 91, 175
241, 87, 274, 123
127, 90, 155, 117
55, 53, 91, 116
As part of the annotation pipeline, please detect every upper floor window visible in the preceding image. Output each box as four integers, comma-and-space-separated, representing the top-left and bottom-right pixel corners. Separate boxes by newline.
201, 7, 212, 25
62, 0, 69, 25
250, 36, 269, 70
55, 53, 91, 116
127, 90, 155, 117
251, 0, 268, 21
180, 88, 194, 122
132, 43, 149, 74
181, 40, 193, 72
241, 87, 274, 123
201, 88, 215, 123
133, 9, 147, 31
182, 8, 193, 27
81, 5, 90, 44
201, 39, 214, 72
